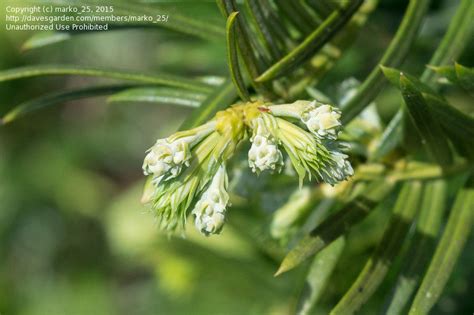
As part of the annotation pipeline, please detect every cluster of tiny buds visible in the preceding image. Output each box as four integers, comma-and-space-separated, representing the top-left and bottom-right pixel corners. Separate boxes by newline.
301, 103, 342, 140
191, 165, 229, 235
143, 137, 191, 184
248, 118, 284, 174
142, 100, 353, 236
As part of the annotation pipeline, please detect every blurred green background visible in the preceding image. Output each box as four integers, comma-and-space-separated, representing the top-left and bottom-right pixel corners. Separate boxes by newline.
0, 0, 472, 314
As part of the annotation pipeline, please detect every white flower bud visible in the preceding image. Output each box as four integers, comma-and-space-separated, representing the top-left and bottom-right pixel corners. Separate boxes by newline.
301, 102, 342, 140
192, 165, 230, 236
143, 136, 193, 183
323, 150, 354, 185
248, 118, 284, 174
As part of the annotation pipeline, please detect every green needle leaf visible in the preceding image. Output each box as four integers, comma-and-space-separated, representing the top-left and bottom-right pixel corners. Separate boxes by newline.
0, 65, 214, 93
273, 0, 318, 35
217, 0, 275, 98
107, 87, 207, 107
430, 63, 474, 92
226, 11, 251, 102
371, 0, 474, 160
399, 74, 453, 166
380, 66, 443, 99
454, 62, 474, 91
384, 180, 446, 315
341, 0, 431, 124
256, 0, 364, 82
244, 0, 285, 60
408, 181, 474, 315
331, 181, 423, 315
22, 0, 225, 42
276, 180, 395, 276
21, 32, 71, 51
1, 85, 133, 125
424, 93, 474, 161
296, 237, 346, 315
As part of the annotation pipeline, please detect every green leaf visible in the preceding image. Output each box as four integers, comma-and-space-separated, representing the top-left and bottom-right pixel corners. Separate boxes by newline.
399, 74, 453, 166
388, 161, 470, 182
421, 0, 474, 84
275, 180, 395, 276
107, 87, 207, 107
331, 181, 423, 315
296, 237, 346, 315
428, 65, 458, 84
273, 0, 318, 35
380, 66, 442, 99
427, 97, 474, 161
384, 180, 446, 315
226, 12, 250, 102
306, 0, 336, 18
217, 0, 275, 98
1, 85, 132, 124
0, 65, 213, 93
179, 80, 238, 130
341, 0, 431, 124
21, 32, 71, 51
430, 63, 474, 92
408, 181, 474, 315
249, 0, 295, 50
454, 63, 474, 91
370, 110, 403, 161
244, 0, 285, 60
22, 0, 225, 42
371, 0, 474, 160
256, 0, 364, 82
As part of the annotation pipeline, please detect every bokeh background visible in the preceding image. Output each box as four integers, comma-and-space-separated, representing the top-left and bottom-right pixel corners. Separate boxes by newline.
0, 0, 472, 314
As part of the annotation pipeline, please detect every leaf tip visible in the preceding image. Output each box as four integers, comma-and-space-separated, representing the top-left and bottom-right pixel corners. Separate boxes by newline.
254, 73, 266, 83
274, 264, 288, 277
0, 114, 13, 125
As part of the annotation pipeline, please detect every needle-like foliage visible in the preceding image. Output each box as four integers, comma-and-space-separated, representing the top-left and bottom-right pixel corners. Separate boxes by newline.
1, 0, 473, 313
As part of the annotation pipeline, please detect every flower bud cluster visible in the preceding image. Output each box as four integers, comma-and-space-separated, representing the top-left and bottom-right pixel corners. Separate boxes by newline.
143, 137, 192, 184
142, 100, 353, 236
301, 103, 342, 140
192, 165, 229, 235
248, 117, 284, 174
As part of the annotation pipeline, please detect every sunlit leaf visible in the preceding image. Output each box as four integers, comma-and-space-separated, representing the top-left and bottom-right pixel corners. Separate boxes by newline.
107, 87, 207, 107
0, 65, 213, 93
388, 161, 470, 182
22, 0, 225, 42
1, 85, 133, 124
21, 32, 71, 51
